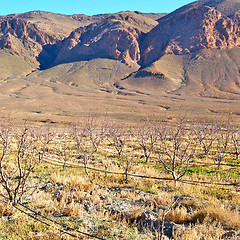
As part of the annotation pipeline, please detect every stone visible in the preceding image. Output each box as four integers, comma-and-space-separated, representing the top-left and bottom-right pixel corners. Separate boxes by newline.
221, 230, 240, 239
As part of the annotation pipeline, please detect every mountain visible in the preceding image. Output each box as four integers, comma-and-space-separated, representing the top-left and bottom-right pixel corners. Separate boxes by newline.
124, 0, 240, 99
0, 2, 240, 122
133, 11, 167, 20
38, 11, 158, 68
0, 11, 111, 40
0, 18, 55, 56
166, 0, 240, 19
0, 18, 57, 76
141, 5, 240, 66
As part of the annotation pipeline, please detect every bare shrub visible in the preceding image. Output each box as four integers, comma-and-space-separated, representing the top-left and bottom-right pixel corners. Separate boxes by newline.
230, 126, 240, 160
84, 117, 106, 152
154, 197, 179, 240
193, 121, 217, 155
136, 119, 160, 162
120, 153, 136, 183
56, 130, 74, 170
158, 120, 195, 183
215, 124, 231, 170
72, 123, 91, 175
33, 126, 56, 163
0, 124, 44, 205
106, 120, 129, 157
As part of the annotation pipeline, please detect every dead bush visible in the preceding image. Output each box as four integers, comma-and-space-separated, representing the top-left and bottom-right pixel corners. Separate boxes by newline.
174, 219, 224, 240
0, 201, 15, 216
189, 205, 240, 230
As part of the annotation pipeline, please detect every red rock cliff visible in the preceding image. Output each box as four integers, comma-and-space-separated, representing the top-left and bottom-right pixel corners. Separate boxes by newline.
142, 6, 240, 66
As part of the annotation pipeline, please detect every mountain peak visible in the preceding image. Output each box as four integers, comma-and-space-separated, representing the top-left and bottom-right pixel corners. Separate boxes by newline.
142, 4, 240, 66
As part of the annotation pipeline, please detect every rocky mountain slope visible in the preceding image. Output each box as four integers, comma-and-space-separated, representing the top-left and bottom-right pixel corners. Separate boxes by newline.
0, 11, 112, 40
0, 0, 239, 119
141, 5, 240, 66
128, 0, 240, 98
0, 18, 55, 57
47, 11, 158, 68
0, 10, 162, 73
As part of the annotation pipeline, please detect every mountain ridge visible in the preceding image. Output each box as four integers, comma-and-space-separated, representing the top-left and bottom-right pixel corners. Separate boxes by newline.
0, 1, 239, 123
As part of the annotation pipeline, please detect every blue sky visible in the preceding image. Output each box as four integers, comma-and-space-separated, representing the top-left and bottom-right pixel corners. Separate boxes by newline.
0, 0, 196, 16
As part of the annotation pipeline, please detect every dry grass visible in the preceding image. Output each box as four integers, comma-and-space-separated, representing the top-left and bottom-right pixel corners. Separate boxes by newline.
0, 202, 15, 217
153, 191, 174, 206
163, 203, 240, 231
180, 198, 204, 210
123, 206, 144, 225
0, 121, 239, 239
189, 205, 240, 230
165, 206, 189, 224
51, 172, 95, 192
174, 219, 224, 240
0, 214, 75, 240
30, 192, 53, 209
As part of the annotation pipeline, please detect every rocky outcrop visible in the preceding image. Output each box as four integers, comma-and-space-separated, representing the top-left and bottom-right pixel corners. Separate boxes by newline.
48, 12, 158, 67
141, 6, 240, 66
11, 11, 98, 40
0, 18, 56, 59
55, 22, 141, 65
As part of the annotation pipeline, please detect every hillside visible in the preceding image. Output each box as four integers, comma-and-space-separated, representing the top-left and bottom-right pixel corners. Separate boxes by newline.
130, 0, 240, 98
39, 11, 158, 68
121, 48, 240, 99
0, 1, 239, 123
141, 5, 240, 65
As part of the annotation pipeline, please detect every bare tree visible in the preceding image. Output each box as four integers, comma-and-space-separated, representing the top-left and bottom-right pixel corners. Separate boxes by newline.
106, 120, 129, 157
158, 121, 195, 184
215, 126, 230, 170
154, 197, 179, 240
0, 124, 43, 205
193, 121, 217, 155
230, 126, 240, 160
120, 153, 135, 183
137, 119, 159, 162
84, 117, 106, 152
72, 123, 84, 154
72, 123, 91, 176
30, 126, 56, 163
57, 131, 74, 170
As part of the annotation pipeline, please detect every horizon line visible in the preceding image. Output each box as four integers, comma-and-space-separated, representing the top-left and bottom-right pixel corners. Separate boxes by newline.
0, 9, 168, 17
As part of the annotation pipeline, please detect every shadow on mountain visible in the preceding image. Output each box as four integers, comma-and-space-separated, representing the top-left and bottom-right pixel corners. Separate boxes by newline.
37, 42, 119, 70
37, 43, 59, 70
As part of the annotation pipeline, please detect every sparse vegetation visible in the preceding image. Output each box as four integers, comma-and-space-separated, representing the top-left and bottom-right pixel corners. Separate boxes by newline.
0, 116, 239, 239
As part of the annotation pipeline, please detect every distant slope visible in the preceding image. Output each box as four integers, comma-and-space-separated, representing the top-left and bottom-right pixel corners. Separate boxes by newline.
0, 10, 164, 40
39, 11, 158, 68
0, 7, 239, 122
121, 47, 240, 99
36, 58, 138, 88
2, 11, 102, 40
141, 5, 240, 66
0, 4, 240, 103
159, 0, 240, 21
129, 0, 240, 99
133, 11, 167, 20
0, 50, 34, 80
